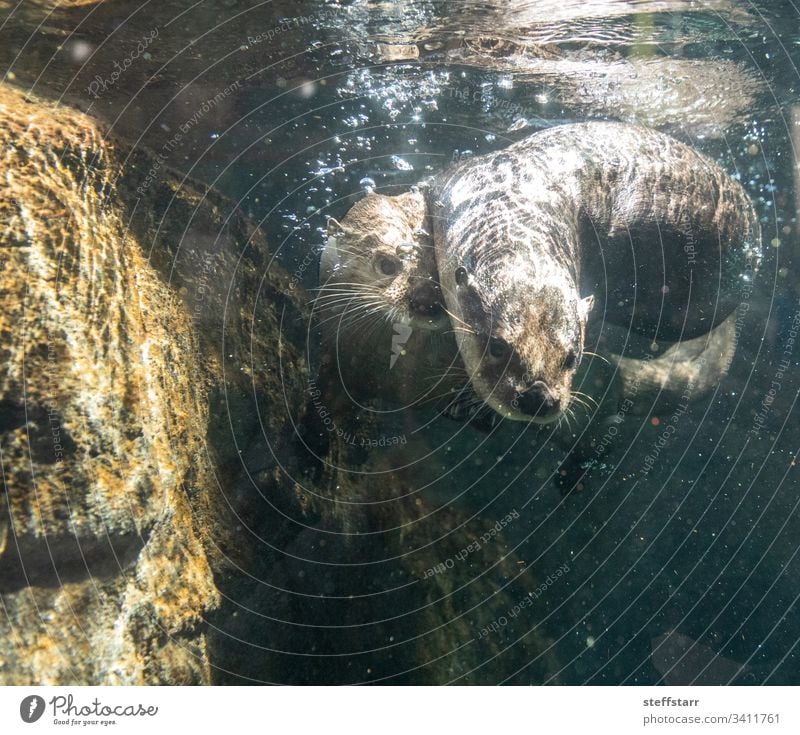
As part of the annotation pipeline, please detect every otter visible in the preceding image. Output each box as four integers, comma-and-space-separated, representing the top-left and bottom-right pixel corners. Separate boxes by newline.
430, 122, 761, 424
314, 190, 456, 410
318, 190, 445, 335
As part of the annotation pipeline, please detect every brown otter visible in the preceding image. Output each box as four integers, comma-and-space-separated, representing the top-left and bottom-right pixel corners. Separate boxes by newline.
318, 190, 445, 336
315, 190, 456, 410
430, 122, 761, 424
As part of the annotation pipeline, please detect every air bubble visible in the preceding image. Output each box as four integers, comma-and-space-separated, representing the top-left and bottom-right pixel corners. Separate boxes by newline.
391, 155, 413, 171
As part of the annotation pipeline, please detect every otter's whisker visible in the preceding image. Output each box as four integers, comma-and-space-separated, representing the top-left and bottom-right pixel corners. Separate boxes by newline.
439, 305, 477, 335
416, 387, 466, 406
314, 280, 386, 290
313, 292, 381, 306
312, 286, 385, 301
312, 295, 371, 312
325, 311, 388, 346
569, 396, 593, 416
314, 298, 388, 331
423, 367, 470, 383
332, 302, 390, 331
571, 390, 599, 410
313, 294, 381, 317
442, 327, 480, 338
557, 408, 573, 432
583, 350, 610, 366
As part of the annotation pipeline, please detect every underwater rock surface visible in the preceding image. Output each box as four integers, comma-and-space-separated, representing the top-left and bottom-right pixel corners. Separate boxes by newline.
0, 81, 310, 684
0, 82, 223, 683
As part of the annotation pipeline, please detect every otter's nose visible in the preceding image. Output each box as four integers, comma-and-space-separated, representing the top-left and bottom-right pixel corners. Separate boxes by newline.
409, 281, 443, 317
513, 381, 560, 418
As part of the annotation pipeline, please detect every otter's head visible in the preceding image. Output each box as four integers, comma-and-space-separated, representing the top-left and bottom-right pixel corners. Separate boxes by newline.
318, 190, 446, 332
445, 263, 593, 424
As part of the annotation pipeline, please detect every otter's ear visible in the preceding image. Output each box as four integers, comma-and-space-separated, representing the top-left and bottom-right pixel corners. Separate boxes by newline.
326, 217, 346, 238
579, 295, 595, 321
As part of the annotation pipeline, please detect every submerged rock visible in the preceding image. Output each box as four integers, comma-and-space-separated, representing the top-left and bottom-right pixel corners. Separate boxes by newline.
0, 82, 223, 683
0, 81, 309, 684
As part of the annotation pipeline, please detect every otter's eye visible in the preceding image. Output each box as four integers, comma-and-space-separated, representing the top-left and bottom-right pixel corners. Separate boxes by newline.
378, 256, 400, 276
454, 266, 468, 287
562, 349, 578, 370
488, 337, 511, 360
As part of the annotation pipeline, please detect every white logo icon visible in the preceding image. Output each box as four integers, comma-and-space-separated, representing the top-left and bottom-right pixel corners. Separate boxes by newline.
390, 322, 413, 369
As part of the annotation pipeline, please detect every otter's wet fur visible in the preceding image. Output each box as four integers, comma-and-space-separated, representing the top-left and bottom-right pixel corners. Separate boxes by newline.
319, 190, 445, 334
315, 190, 456, 410
431, 122, 761, 424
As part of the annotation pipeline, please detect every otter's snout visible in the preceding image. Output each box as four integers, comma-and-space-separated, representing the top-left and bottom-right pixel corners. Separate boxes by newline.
409, 280, 443, 318
513, 381, 560, 419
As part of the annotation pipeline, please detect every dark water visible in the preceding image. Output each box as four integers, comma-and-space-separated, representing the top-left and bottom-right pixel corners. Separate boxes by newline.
7, 0, 800, 684
202, 1, 800, 684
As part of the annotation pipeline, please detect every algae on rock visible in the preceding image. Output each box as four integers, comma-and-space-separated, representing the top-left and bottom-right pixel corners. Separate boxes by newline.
0, 81, 306, 684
